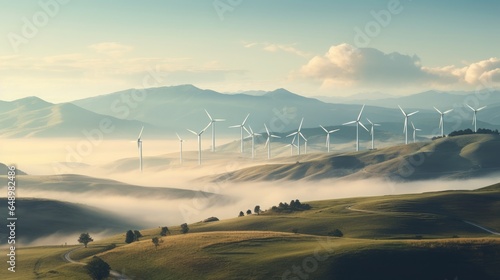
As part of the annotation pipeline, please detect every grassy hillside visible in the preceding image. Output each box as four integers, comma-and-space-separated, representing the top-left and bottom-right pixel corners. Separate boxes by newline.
0, 198, 142, 244
207, 134, 500, 182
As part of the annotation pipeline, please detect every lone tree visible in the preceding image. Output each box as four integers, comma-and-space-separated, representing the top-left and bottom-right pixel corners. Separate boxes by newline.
160, 226, 170, 236
152, 237, 163, 250
125, 230, 135, 244
85, 256, 110, 280
254, 205, 261, 215
78, 233, 93, 248
238, 211, 244, 217
134, 230, 142, 241
180, 223, 189, 234
246, 209, 252, 215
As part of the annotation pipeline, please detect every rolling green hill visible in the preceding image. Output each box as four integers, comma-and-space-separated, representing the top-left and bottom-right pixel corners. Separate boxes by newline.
207, 134, 500, 182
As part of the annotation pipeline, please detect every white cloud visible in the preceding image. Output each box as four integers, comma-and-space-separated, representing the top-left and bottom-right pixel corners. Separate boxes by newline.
88, 42, 134, 57
244, 42, 311, 58
298, 43, 500, 90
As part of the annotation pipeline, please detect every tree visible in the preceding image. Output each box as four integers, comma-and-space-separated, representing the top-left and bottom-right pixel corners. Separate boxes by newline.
133, 230, 142, 241
239, 211, 244, 217
152, 237, 163, 250
85, 256, 110, 280
78, 233, 93, 248
160, 226, 170, 236
125, 230, 135, 244
254, 205, 261, 215
246, 209, 252, 215
180, 223, 189, 234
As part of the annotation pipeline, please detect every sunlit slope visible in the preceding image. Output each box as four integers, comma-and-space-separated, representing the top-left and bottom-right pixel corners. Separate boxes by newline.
207, 134, 500, 182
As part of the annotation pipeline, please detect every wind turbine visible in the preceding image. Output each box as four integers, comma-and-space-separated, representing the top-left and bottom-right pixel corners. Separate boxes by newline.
244, 126, 261, 159
205, 109, 225, 152
343, 105, 368, 151
284, 135, 298, 156
264, 123, 280, 159
366, 118, 381, 150
187, 122, 211, 165
286, 118, 305, 155
466, 104, 487, 133
135, 126, 144, 172
434, 107, 453, 137
300, 133, 308, 154
398, 105, 419, 145
411, 122, 421, 143
229, 114, 250, 153
319, 125, 339, 153
176, 133, 184, 164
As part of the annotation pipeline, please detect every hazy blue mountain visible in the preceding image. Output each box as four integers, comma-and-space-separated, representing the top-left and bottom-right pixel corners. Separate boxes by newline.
0, 96, 161, 138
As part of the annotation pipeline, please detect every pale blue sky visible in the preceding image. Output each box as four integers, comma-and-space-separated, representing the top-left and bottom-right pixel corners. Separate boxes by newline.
0, 0, 499, 102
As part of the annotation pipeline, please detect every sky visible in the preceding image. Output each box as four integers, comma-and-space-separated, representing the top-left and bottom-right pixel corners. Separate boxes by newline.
0, 0, 499, 103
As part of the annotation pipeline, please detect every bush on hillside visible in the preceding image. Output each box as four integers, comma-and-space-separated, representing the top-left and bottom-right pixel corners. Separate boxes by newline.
270, 199, 311, 213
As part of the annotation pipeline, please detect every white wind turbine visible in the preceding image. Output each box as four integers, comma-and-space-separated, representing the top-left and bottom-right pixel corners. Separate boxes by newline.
135, 126, 144, 172
366, 118, 381, 150
398, 105, 419, 145
229, 114, 250, 153
187, 122, 211, 165
343, 105, 368, 151
434, 107, 453, 137
319, 125, 340, 153
244, 126, 261, 159
264, 123, 280, 159
205, 109, 225, 152
176, 133, 184, 164
466, 104, 487, 133
286, 118, 305, 155
284, 135, 298, 156
411, 122, 421, 143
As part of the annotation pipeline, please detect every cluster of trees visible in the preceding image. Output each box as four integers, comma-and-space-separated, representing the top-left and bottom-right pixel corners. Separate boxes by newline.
449, 128, 499, 137
125, 230, 143, 244
270, 199, 311, 212
238, 205, 261, 217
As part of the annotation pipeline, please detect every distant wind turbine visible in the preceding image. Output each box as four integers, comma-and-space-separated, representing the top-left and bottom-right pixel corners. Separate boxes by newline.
187, 122, 211, 165
244, 126, 261, 159
264, 123, 280, 159
319, 125, 340, 153
286, 118, 305, 155
135, 126, 144, 172
434, 107, 453, 137
176, 133, 184, 164
205, 109, 225, 152
411, 122, 421, 143
398, 105, 419, 145
343, 105, 368, 151
229, 114, 250, 153
366, 118, 381, 150
285, 135, 298, 156
466, 104, 487, 133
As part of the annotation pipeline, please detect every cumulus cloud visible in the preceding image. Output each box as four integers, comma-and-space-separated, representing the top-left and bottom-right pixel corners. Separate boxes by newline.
298, 43, 500, 90
244, 42, 311, 58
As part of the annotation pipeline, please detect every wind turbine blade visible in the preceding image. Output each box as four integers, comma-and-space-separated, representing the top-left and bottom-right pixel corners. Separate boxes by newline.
320, 125, 328, 133
439, 117, 443, 129
398, 105, 406, 116
271, 135, 281, 138
359, 121, 369, 132
229, 125, 240, 128
443, 109, 453, 114
366, 118, 373, 125
408, 111, 419, 116
343, 121, 356, 125
264, 123, 270, 135
249, 126, 254, 134
243, 126, 251, 136
299, 132, 306, 141
214, 119, 226, 122
472, 113, 476, 125
478, 106, 487, 111
298, 118, 304, 131
138, 126, 144, 139
357, 104, 365, 121
265, 138, 269, 148
411, 122, 415, 130
242, 114, 250, 125
374, 124, 381, 127
201, 122, 212, 133
187, 129, 197, 135
326, 134, 329, 145
176, 133, 182, 141
331, 129, 340, 133
204, 109, 213, 121
286, 131, 298, 137
466, 104, 475, 111
403, 118, 407, 133
416, 129, 422, 131
434, 107, 442, 114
